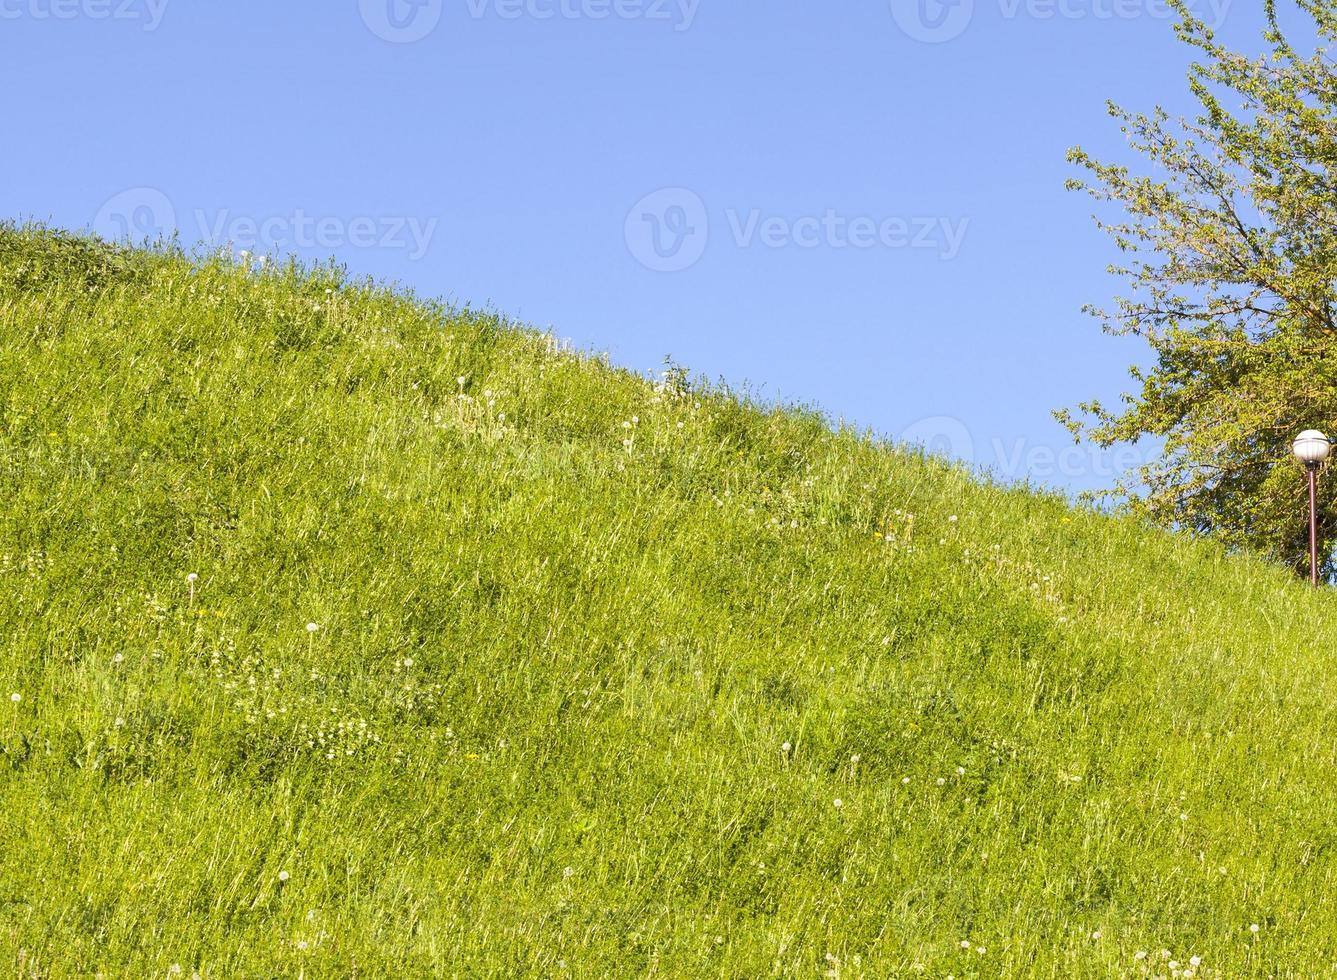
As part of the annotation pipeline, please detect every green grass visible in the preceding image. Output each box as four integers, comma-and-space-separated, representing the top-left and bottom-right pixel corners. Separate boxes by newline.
1, 225, 1335, 977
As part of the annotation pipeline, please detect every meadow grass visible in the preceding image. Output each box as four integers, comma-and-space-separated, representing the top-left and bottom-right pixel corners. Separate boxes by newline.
2, 225, 1336, 977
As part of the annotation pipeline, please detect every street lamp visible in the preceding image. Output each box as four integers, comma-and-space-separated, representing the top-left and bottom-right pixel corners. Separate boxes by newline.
1293, 429, 1332, 586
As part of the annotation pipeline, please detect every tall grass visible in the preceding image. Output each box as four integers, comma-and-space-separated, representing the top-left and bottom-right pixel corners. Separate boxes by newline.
1, 226, 1334, 977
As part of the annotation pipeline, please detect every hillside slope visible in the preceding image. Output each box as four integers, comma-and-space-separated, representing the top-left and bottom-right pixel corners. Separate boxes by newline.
1, 227, 1335, 977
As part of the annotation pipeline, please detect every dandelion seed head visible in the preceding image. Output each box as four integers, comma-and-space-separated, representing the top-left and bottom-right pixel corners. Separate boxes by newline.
278, 870, 290, 882
306, 623, 320, 633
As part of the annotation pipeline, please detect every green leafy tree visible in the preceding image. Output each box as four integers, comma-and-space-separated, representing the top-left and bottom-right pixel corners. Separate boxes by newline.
1061, 0, 1337, 577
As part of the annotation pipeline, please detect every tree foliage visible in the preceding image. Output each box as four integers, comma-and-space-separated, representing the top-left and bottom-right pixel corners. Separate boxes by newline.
1061, 0, 1337, 576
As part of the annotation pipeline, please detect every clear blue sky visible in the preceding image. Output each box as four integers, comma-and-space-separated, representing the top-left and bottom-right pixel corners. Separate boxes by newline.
1, 0, 1279, 493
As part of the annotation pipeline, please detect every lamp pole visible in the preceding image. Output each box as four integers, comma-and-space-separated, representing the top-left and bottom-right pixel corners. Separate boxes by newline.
1309, 461, 1321, 588
1293, 430, 1332, 587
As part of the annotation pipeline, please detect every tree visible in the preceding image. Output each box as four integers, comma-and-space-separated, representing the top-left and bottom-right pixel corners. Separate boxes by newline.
1060, 0, 1337, 577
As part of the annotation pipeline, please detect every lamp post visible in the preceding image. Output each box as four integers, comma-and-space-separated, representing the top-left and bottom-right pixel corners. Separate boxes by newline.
1292, 429, 1332, 586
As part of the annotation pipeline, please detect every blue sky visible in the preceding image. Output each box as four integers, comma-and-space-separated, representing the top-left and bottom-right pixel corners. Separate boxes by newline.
1, 0, 1279, 492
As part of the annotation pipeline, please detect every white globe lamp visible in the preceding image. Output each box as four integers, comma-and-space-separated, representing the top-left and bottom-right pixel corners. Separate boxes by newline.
1292, 430, 1332, 466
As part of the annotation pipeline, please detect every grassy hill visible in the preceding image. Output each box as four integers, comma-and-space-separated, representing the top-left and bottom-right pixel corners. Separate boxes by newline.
2, 225, 1335, 977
